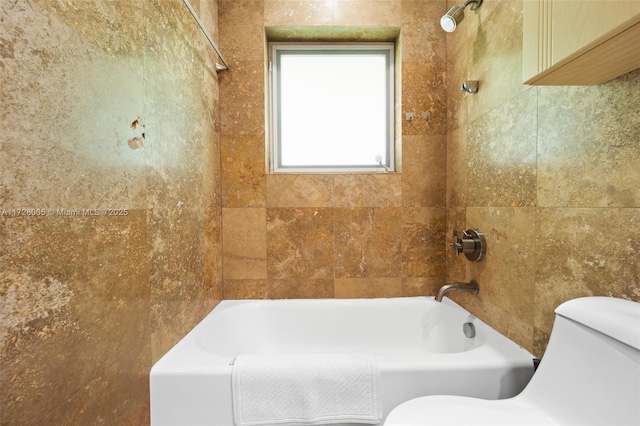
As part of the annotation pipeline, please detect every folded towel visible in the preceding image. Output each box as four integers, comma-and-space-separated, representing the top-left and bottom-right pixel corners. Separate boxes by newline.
232, 353, 381, 426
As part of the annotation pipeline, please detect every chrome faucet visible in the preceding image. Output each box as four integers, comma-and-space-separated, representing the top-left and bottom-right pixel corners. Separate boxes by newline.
435, 280, 479, 302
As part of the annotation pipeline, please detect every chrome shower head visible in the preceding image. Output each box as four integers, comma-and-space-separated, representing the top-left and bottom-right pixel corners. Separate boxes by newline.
440, 0, 483, 33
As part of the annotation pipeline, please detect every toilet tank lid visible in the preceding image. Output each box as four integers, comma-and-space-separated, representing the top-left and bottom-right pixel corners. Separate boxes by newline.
555, 297, 640, 350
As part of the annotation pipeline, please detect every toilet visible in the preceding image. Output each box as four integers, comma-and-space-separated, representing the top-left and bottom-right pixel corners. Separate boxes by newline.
385, 297, 640, 426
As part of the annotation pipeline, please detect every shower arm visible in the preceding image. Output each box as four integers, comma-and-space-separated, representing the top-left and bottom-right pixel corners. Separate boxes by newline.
462, 0, 483, 11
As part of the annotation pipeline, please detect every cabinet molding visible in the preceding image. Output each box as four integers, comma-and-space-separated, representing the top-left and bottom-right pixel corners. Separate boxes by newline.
524, 1, 640, 85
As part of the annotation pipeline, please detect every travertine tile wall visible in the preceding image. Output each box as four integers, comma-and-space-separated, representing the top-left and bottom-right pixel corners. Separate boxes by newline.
444, 0, 640, 357
0, 0, 222, 423
2, 0, 638, 423
220, 0, 639, 359
219, 0, 449, 300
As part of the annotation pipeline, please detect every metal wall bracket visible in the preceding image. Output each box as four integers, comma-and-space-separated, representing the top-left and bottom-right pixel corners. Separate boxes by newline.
461, 80, 479, 93
450, 229, 486, 262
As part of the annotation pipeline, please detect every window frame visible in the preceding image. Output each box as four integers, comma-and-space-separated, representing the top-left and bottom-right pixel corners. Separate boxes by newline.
268, 42, 395, 173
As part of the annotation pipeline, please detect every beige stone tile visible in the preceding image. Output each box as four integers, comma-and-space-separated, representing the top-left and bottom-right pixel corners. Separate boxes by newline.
220, 0, 264, 28
446, 126, 467, 208
402, 62, 446, 135
533, 275, 594, 340
402, 277, 442, 297
219, 60, 266, 136
48, 340, 151, 425
465, 0, 525, 124
0, 212, 150, 424
445, 206, 467, 282
537, 69, 640, 208
204, 197, 224, 301
335, 207, 402, 278
334, 0, 402, 26
264, 0, 334, 26
148, 207, 211, 300
402, 207, 446, 278
2, 0, 222, 424
219, 22, 265, 63
224, 278, 334, 299
402, 134, 446, 207
143, 0, 208, 101
267, 174, 335, 207
220, 0, 264, 63
222, 208, 267, 279
445, 46, 469, 132
1, 13, 147, 210
198, 0, 221, 41
151, 299, 220, 363
535, 208, 640, 335
441, 0, 639, 362
335, 277, 403, 298
221, 135, 267, 208
267, 278, 335, 298
401, 1, 447, 63
466, 207, 537, 324
145, 91, 212, 208
148, 204, 219, 361
466, 89, 537, 207
31, 0, 147, 75
223, 279, 269, 299
267, 208, 335, 279
533, 327, 550, 358
333, 174, 402, 207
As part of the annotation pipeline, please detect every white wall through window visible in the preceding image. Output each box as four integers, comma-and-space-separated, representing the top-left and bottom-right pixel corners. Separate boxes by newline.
270, 43, 395, 173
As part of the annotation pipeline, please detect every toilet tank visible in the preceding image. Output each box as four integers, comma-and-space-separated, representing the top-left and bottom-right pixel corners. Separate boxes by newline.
521, 297, 640, 425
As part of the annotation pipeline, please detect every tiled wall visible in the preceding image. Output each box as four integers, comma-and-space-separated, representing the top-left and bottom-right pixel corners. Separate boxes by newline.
444, 0, 640, 357
219, 0, 639, 358
219, 0, 449, 299
2, 0, 638, 423
0, 0, 222, 423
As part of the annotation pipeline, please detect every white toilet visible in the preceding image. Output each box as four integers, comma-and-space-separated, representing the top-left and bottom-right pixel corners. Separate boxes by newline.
385, 296, 640, 426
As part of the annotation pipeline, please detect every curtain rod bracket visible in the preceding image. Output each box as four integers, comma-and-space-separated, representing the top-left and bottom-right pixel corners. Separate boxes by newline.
182, 0, 229, 72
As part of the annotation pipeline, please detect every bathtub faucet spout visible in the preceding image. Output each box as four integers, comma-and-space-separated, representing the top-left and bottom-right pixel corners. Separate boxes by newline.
435, 280, 479, 302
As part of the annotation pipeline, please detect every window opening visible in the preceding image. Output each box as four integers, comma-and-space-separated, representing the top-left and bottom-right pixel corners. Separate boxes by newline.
269, 43, 395, 173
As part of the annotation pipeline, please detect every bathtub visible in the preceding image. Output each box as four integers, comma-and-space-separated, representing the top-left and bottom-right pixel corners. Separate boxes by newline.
150, 297, 535, 426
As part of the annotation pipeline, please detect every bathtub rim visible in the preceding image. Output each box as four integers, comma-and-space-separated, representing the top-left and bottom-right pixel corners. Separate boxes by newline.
150, 296, 534, 375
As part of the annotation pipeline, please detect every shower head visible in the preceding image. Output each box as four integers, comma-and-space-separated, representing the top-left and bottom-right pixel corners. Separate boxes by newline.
440, 0, 483, 33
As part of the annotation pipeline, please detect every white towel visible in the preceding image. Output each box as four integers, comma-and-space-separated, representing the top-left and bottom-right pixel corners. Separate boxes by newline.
232, 353, 382, 426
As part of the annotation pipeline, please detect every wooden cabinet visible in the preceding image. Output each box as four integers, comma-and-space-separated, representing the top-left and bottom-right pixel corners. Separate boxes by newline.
523, 0, 640, 85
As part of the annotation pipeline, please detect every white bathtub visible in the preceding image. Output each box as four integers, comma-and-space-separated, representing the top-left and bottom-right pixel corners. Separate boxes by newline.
150, 297, 535, 426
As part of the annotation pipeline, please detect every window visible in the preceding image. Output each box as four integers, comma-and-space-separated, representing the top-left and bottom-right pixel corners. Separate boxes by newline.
269, 43, 395, 173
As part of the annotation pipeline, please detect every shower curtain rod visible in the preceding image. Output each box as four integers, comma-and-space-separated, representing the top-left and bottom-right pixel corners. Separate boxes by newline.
182, 0, 229, 72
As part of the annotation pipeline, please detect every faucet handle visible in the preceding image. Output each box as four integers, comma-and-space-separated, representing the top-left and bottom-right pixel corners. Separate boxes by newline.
450, 230, 463, 255
450, 229, 486, 262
